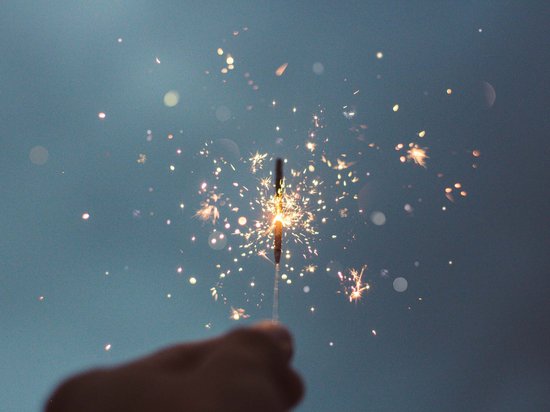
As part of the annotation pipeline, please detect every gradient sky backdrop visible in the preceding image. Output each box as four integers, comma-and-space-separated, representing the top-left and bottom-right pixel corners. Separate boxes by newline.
1, 1, 548, 411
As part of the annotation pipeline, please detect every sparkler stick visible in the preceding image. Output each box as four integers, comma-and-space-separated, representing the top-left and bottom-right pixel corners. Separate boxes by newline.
273, 158, 284, 321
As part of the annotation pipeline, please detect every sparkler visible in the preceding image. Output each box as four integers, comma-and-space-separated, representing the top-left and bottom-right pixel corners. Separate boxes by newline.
273, 158, 284, 321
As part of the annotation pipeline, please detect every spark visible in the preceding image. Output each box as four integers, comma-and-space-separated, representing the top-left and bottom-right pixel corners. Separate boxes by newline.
194, 192, 224, 224
239, 172, 319, 258
306, 141, 316, 152
136, 154, 147, 164
407, 145, 429, 167
249, 151, 268, 173
340, 265, 370, 302
275, 63, 288, 76
230, 307, 249, 320
304, 264, 317, 273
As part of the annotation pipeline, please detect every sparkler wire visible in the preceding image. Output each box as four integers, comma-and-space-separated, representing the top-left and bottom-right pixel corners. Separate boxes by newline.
272, 263, 280, 321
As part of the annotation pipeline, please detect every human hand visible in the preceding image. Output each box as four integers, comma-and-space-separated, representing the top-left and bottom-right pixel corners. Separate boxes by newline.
46, 321, 304, 412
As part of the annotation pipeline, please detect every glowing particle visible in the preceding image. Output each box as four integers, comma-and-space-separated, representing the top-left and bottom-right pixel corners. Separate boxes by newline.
38, 296, 45, 301
177, 266, 183, 274
446, 88, 453, 95
82, 212, 90, 220
163, 90, 180, 107
169, 165, 175, 172
104, 344, 112, 351
418, 130, 426, 138
472, 150, 481, 157
117, 38, 123, 43
221, 67, 228, 74
136, 154, 146, 164
98, 112, 106, 119
275, 63, 288, 76
217, 48, 224, 55
226, 55, 234, 65
166, 293, 171, 299
310, 306, 315, 312
292, 107, 297, 113
371, 330, 377, 336
329, 342, 334, 347
303, 286, 310, 293
376, 51, 383, 59
155, 57, 161, 64
189, 277, 197, 285
238, 216, 247, 226
392, 104, 399, 112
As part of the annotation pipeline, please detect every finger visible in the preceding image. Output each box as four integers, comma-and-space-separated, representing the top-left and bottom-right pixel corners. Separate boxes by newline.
250, 321, 294, 362
264, 362, 305, 410
147, 338, 223, 371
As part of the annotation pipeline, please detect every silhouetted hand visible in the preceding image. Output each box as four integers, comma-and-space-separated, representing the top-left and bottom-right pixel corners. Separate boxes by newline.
46, 322, 304, 412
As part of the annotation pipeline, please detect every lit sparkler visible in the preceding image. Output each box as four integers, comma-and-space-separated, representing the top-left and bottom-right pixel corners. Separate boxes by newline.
273, 158, 284, 321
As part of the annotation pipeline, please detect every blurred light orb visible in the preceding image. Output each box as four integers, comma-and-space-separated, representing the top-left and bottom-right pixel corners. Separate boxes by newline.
376, 51, 383, 59
393, 277, 408, 292
98, 112, 106, 119
303, 286, 310, 293
370, 211, 386, 226
163, 90, 180, 107
189, 277, 197, 285
29, 146, 49, 165
312, 62, 324, 75
208, 231, 227, 250
482, 81, 496, 108
215, 105, 231, 122
82, 212, 90, 220
238, 216, 247, 226
212, 138, 241, 163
